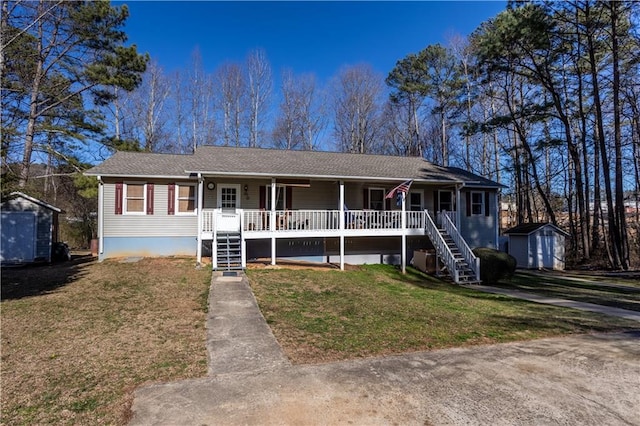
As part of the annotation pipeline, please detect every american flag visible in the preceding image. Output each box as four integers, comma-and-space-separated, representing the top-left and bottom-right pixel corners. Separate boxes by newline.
385, 179, 413, 199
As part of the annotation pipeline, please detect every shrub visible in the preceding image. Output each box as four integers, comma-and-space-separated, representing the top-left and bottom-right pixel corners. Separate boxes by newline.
472, 247, 517, 284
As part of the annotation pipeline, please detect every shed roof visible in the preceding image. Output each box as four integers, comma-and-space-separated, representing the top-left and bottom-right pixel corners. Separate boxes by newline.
85, 146, 503, 187
1, 192, 63, 213
505, 223, 569, 236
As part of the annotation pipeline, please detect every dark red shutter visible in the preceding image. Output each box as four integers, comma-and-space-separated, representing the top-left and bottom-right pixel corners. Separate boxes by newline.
146, 183, 154, 215
363, 188, 369, 209
259, 186, 266, 209
385, 198, 391, 211
466, 192, 471, 217
433, 191, 439, 212
115, 182, 123, 215
485, 191, 490, 216
286, 187, 293, 210
167, 183, 175, 215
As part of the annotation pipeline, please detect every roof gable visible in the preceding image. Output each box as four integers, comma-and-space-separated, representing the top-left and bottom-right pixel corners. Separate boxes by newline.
1, 192, 63, 213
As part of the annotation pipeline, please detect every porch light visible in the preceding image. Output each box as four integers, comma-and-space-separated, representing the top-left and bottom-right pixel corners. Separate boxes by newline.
244, 184, 249, 192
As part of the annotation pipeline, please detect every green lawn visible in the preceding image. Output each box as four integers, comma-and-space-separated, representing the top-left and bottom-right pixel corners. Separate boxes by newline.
248, 265, 638, 364
490, 271, 640, 312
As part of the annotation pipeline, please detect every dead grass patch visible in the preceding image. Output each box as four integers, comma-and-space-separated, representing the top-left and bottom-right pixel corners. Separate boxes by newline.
1, 255, 211, 425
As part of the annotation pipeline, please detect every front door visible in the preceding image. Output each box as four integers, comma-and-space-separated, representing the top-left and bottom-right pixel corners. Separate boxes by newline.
217, 184, 241, 232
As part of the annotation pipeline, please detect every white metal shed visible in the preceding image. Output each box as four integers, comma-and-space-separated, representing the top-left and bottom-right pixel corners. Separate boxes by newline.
1, 192, 62, 264
505, 223, 569, 270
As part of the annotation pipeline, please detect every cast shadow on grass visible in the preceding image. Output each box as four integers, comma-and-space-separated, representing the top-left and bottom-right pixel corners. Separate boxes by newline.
1, 254, 95, 300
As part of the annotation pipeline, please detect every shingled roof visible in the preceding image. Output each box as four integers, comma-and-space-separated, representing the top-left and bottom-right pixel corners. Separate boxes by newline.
85, 146, 502, 187
505, 223, 569, 236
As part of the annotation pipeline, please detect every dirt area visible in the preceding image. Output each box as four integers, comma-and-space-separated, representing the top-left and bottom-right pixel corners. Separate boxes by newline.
1, 255, 211, 425
246, 259, 362, 271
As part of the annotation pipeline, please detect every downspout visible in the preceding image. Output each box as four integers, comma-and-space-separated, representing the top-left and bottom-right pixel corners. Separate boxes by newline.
98, 176, 104, 260
196, 173, 203, 266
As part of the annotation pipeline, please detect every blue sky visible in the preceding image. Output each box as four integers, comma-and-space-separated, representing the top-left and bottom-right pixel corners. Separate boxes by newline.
118, 1, 507, 84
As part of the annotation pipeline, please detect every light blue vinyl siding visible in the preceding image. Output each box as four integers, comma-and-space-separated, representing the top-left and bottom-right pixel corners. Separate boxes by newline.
101, 236, 196, 260
103, 179, 197, 237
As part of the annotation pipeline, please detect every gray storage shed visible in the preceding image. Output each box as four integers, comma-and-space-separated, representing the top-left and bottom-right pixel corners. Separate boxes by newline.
505, 223, 568, 270
1, 192, 63, 264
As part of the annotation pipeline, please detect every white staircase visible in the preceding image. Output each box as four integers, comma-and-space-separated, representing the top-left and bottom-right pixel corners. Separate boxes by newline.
424, 211, 480, 284
216, 232, 243, 271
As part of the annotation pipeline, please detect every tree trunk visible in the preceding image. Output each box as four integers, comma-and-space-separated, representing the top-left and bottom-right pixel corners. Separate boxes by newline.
609, 0, 628, 269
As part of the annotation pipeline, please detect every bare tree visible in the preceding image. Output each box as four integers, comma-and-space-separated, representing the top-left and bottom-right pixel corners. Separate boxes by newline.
272, 69, 325, 150
187, 49, 216, 151
123, 60, 171, 152
331, 64, 384, 154
246, 49, 272, 147
216, 62, 246, 146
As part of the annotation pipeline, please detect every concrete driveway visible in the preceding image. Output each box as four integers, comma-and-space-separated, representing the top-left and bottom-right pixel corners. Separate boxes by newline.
130, 273, 640, 425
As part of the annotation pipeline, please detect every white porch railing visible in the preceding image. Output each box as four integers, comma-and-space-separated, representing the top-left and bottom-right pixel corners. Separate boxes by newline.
244, 210, 341, 232
202, 209, 215, 233
239, 209, 425, 232
424, 210, 459, 282
439, 210, 480, 282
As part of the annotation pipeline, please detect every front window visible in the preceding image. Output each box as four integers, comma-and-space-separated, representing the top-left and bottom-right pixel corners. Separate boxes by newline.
176, 184, 196, 214
471, 192, 484, 215
369, 188, 385, 210
409, 192, 422, 211
124, 183, 145, 214
266, 187, 286, 210
439, 191, 454, 212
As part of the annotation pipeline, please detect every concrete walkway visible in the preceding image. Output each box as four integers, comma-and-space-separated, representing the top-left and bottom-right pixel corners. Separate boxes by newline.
462, 284, 640, 322
129, 272, 640, 425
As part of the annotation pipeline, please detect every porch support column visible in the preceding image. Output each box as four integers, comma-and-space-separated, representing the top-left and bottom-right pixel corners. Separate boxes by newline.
196, 173, 204, 266
455, 184, 462, 227
339, 180, 345, 271
270, 178, 277, 265
401, 191, 407, 274
495, 191, 500, 249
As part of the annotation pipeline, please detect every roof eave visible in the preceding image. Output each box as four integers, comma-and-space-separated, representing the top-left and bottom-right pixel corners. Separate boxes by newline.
186, 169, 469, 184
84, 172, 194, 179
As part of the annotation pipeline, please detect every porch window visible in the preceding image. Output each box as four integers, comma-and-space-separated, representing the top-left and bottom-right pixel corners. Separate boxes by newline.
470, 192, 484, 215
438, 190, 454, 212
409, 192, 423, 211
124, 183, 146, 214
176, 184, 196, 214
368, 188, 385, 210
267, 187, 285, 210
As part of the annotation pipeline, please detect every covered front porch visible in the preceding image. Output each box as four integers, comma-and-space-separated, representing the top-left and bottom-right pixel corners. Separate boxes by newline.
197, 207, 479, 284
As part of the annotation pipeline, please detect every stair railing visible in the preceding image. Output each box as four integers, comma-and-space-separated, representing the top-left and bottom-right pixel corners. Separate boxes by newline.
212, 208, 219, 270
424, 210, 459, 282
438, 211, 480, 282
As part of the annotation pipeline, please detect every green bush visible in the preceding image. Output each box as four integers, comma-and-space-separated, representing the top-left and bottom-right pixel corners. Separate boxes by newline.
472, 248, 517, 284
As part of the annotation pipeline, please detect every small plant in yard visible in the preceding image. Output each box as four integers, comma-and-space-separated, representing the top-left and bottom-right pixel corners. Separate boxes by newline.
473, 247, 517, 284
1, 256, 211, 425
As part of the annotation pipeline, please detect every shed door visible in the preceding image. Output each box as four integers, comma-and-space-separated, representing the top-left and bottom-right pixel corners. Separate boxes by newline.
536, 231, 554, 269
1, 212, 36, 262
